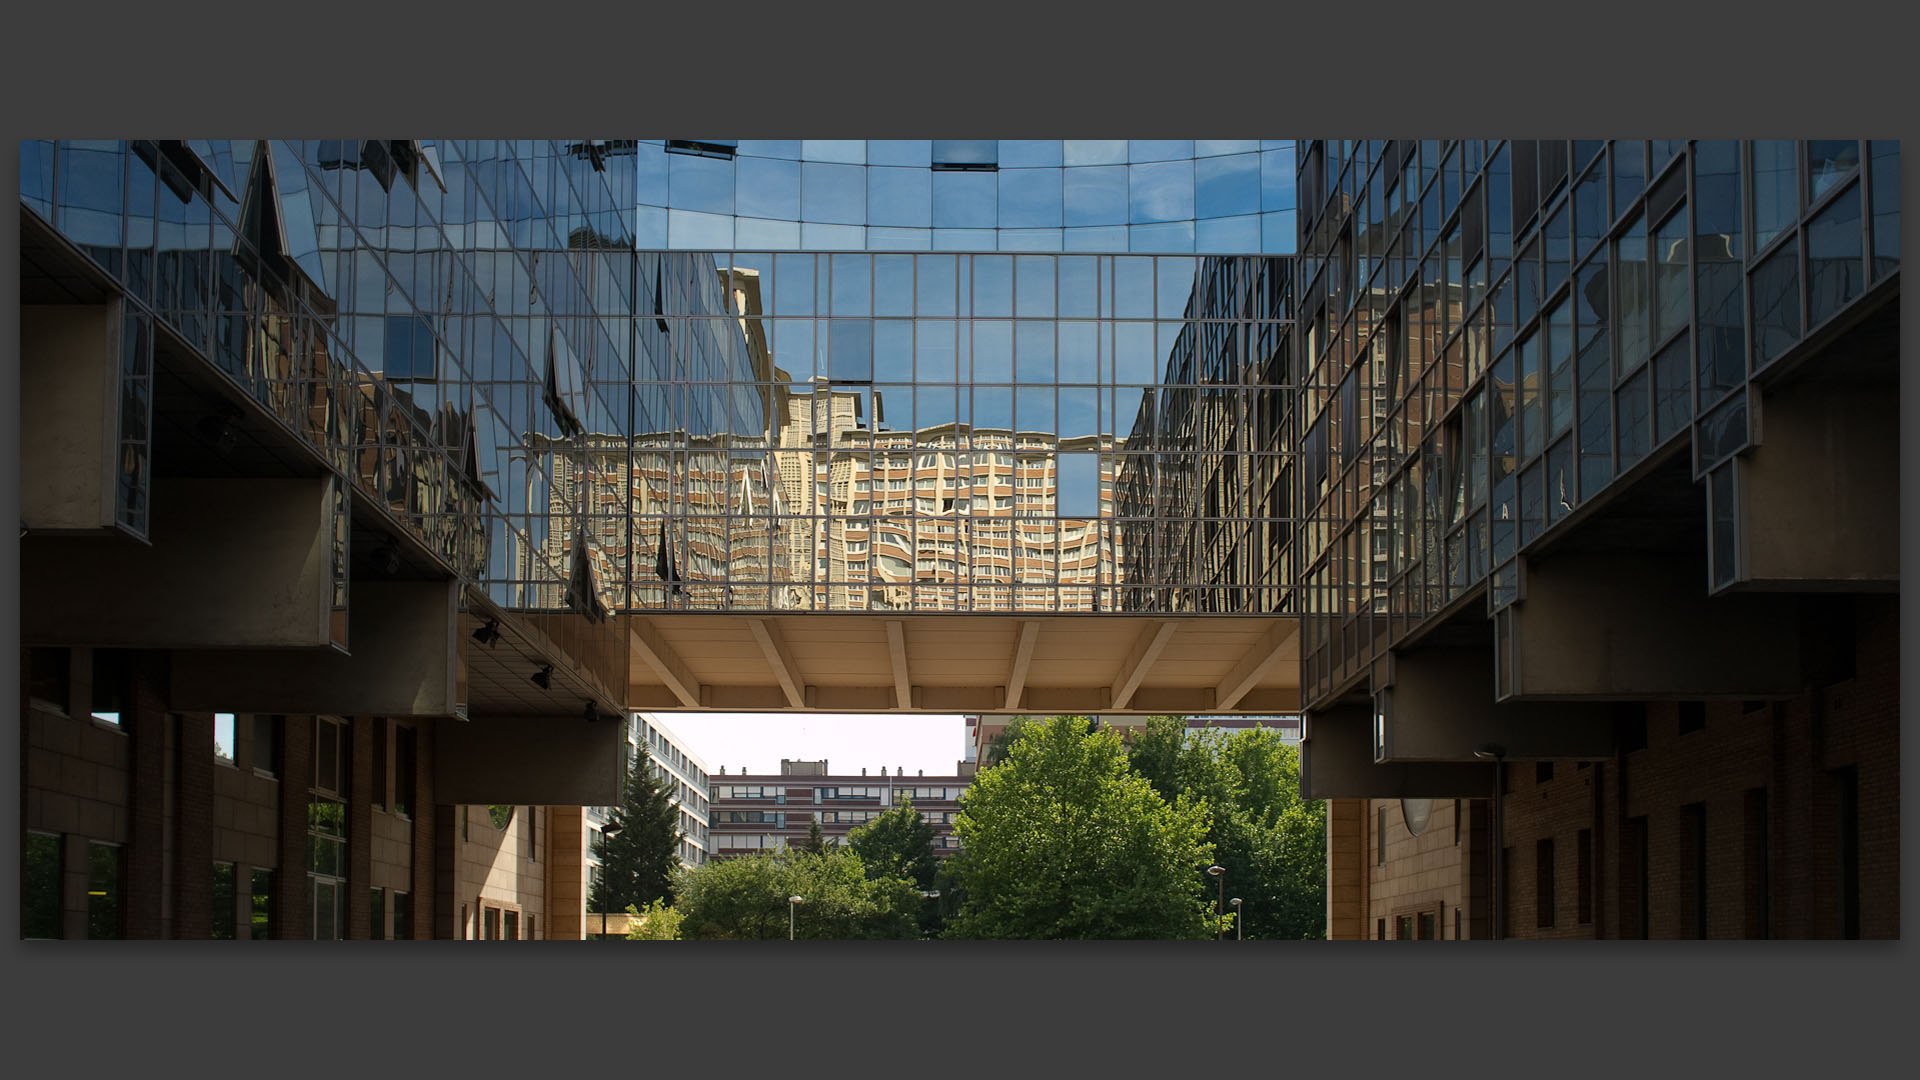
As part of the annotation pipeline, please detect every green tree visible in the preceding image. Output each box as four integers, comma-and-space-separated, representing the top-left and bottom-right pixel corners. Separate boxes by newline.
796, 816, 839, 855
846, 797, 938, 890
943, 714, 1215, 940
624, 898, 684, 940
674, 847, 920, 940
589, 740, 682, 916
1128, 716, 1326, 939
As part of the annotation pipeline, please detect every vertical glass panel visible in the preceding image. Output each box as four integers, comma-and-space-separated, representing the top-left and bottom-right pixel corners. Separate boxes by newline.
1750, 235, 1801, 364
21, 138, 56, 218
1196, 215, 1261, 253
1014, 385, 1054, 434
88, 843, 120, 939
1130, 220, 1194, 253
1612, 140, 1646, 215
1113, 257, 1155, 317
974, 385, 1012, 429
1547, 298, 1574, 438
1064, 140, 1128, 166
1652, 331, 1692, 445
1064, 165, 1128, 227
1709, 466, 1738, 589
1615, 213, 1650, 377
1261, 147, 1298, 211
1156, 258, 1197, 319
1517, 333, 1542, 459
1057, 255, 1098, 318
1615, 366, 1650, 472
1577, 328, 1612, 499
1517, 461, 1544, 546
830, 253, 870, 316
932, 140, 996, 168
1807, 140, 1860, 203
933, 170, 997, 229
1574, 165, 1606, 261
915, 254, 956, 316
1806, 182, 1863, 328
828, 319, 872, 381
24, 832, 61, 939
1196, 153, 1261, 218
973, 320, 1012, 382
1113, 320, 1157, 384
1751, 140, 1797, 254
874, 254, 914, 316
874, 320, 913, 382
998, 168, 1063, 228
1546, 438, 1574, 525
1015, 320, 1054, 383
1058, 321, 1097, 383
1693, 141, 1745, 405
1543, 201, 1570, 296
1654, 204, 1690, 342
972, 255, 1013, 317
1129, 160, 1196, 223
1489, 351, 1516, 486
1015, 254, 1056, 317
1869, 141, 1900, 280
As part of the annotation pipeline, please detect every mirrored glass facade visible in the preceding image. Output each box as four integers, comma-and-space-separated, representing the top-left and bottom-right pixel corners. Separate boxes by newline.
1288, 139, 1900, 708
628, 140, 1296, 254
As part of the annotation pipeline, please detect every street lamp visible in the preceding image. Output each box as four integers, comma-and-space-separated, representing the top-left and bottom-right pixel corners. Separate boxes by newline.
1207, 865, 1226, 941
1473, 743, 1507, 941
598, 822, 623, 940
788, 894, 803, 941
1231, 897, 1243, 941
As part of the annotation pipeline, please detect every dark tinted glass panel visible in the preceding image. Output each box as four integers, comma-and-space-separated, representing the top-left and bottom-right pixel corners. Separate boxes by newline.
1615, 214, 1649, 376
1543, 201, 1570, 296
1751, 235, 1801, 364
1652, 332, 1691, 445
1545, 438, 1574, 524
87, 843, 120, 940
932, 140, 997, 169
1870, 141, 1900, 280
24, 833, 62, 939
1752, 140, 1797, 253
1697, 393, 1749, 472
1487, 144, 1512, 262
1807, 140, 1860, 203
1547, 299, 1574, 438
213, 863, 236, 940
393, 891, 411, 939
1518, 460, 1544, 545
1806, 182, 1863, 328
1693, 142, 1745, 404
1654, 205, 1689, 343
1616, 367, 1650, 472
1612, 141, 1645, 215
1517, 333, 1542, 459
1710, 467, 1738, 589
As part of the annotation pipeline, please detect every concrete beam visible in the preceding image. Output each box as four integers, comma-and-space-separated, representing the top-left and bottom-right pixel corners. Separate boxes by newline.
1109, 621, 1176, 710
1215, 620, 1297, 710
19, 303, 118, 532
1504, 550, 1803, 700
434, 714, 625, 806
1005, 620, 1040, 711
171, 580, 458, 715
1377, 648, 1617, 762
886, 620, 912, 710
1738, 381, 1898, 589
629, 618, 702, 708
23, 476, 335, 648
1300, 705, 1496, 800
747, 618, 806, 708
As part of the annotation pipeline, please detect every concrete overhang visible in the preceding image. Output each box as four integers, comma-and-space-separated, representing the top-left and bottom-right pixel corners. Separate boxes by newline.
620, 613, 1301, 715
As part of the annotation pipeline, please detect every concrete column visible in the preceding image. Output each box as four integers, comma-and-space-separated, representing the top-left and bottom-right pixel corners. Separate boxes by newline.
274, 716, 311, 940
1325, 798, 1369, 941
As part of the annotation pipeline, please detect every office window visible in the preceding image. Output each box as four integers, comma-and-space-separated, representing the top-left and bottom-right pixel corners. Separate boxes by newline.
24, 832, 63, 939
1577, 829, 1594, 925
1536, 838, 1555, 928
1377, 804, 1387, 865
371, 718, 388, 811
1377, 918, 1386, 940
253, 714, 281, 777
1678, 701, 1706, 735
87, 842, 122, 940
504, 910, 519, 941
1396, 915, 1414, 941
27, 648, 70, 714
1682, 803, 1708, 938
90, 649, 127, 725
251, 869, 273, 940
213, 713, 235, 765
370, 888, 385, 940
1419, 912, 1437, 942
393, 891, 411, 940
1744, 788, 1770, 939
394, 724, 416, 819
485, 907, 502, 941
212, 862, 237, 940
1833, 766, 1859, 939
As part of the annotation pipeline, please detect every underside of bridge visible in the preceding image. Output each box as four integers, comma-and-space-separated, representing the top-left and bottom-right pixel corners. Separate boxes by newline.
618, 613, 1300, 715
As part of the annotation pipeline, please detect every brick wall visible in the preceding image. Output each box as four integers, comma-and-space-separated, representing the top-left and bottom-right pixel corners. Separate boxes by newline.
1366, 797, 1475, 939
171, 711, 214, 939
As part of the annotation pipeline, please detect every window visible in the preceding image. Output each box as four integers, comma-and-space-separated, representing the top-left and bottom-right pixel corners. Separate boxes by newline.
253, 714, 281, 777
504, 910, 519, 941
393, 891, 411, 940
1682, 802, 1708, 939
1376, 918, 1387, 940
27, 648, 70, 714
213, 713, 236, 765
90, 648, 127, 725
1536, 760, 1554, 784
932, 140, 997, 172
1536, 838, 1556, 928
24, 832, 62, 939
1678, 701, 1706, 735
310, 718, 348, 940
87, 842, 121, 940
370, 887, 385, 940
485, 907, 502, 941
393, 724, 416, 818
1577, 829, 1594, 925
213, 862, 237, 940
1377, 804, 1388, 866
251, 869, 274, 940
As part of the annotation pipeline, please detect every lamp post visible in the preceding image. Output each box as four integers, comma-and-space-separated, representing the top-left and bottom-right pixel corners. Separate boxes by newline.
1207, 865, 1225, 941
1473, 743, 1507, 941
598, 821, 623, 940
1231, 897, 1243, 941
788, 895, 803, 941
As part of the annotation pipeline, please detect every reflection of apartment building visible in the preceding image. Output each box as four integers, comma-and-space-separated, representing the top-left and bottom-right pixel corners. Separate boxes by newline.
708, 760, 967, 858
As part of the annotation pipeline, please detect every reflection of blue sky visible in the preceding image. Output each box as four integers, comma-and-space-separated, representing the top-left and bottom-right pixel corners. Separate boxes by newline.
1129, 161, 1195, 223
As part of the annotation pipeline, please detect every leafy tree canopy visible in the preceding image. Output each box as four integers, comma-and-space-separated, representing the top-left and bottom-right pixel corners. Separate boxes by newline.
944, 714, 1215, 940
846, 797, 938, 891
674, 847, 921, 940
